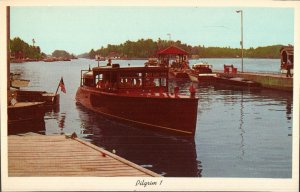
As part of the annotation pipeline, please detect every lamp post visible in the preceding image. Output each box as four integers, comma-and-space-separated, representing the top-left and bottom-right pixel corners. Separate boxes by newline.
167, 33, 171, 41
236, 10, 243, 73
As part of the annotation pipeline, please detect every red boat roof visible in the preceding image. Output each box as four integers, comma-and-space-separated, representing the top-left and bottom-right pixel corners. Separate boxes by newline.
157, 46, 188, 56
92, 66, 168, 73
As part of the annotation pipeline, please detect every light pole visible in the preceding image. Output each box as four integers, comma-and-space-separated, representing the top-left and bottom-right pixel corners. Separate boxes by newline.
236, 10, 243, 73
167, 33, 171, 41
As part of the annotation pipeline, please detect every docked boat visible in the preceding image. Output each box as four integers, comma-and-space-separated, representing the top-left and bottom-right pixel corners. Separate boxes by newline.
215, 77, 261, 89
8, 101, 45, 125
76, 64, 199, 136
10, 79, 30, 88
9, 73, 60, 108
189, 62, 217, 83
157, 46, 190, 79
14, 90, 59, 108
144, 58, 158, 67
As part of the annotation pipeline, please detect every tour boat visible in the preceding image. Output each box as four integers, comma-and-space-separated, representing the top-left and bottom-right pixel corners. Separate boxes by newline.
76, 64, 199, 136
189, 63, 217, 83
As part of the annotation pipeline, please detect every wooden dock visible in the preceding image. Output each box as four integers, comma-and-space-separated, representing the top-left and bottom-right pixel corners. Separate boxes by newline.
8, 133, 160, 177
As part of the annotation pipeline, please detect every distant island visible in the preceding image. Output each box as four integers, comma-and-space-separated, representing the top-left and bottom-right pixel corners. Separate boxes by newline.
81, 38, 285, 60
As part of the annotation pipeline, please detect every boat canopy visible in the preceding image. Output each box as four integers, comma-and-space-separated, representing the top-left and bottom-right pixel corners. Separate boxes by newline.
280, 45, 294, 65
280, 45, 294, 72
81, 65, 169, 92
157, 46, 189, 68
157, 46, 188, 55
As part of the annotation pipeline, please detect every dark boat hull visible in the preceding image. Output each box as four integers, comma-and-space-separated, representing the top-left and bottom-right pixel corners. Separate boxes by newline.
189, 73, 217, 83
76, 87, 198, 136
15, 90, 59, 108
215, 77, 261, 89
8, 102, 45, 125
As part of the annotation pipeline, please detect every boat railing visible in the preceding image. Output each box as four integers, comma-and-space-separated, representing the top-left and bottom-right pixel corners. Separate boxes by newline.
80, 70, 90, 86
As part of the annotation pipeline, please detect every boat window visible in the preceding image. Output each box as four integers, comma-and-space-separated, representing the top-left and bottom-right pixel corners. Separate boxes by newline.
144, 72, 167, 87
119, 72, 142, 88
83, 78, 95, 87
95, 74, 104, 88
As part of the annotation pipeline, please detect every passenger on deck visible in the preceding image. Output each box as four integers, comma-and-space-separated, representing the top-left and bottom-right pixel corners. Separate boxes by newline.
126, 78, 133, 87
105, 81, 111, 89
146, 78, 156, 87
97, 80, 104, 88
135, 79, 141, 87
107, 58, 112, 66
119, 78, 125, 87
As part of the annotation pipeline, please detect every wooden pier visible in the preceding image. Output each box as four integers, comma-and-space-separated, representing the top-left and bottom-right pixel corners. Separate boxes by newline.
8, 133, 160, 177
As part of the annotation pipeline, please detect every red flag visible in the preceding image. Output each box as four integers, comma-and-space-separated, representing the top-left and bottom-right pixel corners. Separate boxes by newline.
59, 77, 66, 93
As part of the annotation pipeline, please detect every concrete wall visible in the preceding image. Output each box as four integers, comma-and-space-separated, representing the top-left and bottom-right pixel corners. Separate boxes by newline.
235, 73, 293, 92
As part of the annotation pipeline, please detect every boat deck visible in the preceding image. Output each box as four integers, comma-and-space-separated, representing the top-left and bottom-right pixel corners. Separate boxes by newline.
8, 133, 160, 177
7, 102, 45, 108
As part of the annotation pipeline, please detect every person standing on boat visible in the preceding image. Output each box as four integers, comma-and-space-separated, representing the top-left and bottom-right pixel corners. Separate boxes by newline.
286, 59, 292, 77
107, 58, 112, 66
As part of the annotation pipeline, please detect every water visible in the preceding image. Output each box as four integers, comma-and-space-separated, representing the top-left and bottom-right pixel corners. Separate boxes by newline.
190, 58, 281, 73
9, 58, 292, 178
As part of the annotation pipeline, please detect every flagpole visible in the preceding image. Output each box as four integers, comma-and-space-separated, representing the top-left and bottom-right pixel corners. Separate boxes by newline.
53, 77, 61, 104
55, 77, 62, 95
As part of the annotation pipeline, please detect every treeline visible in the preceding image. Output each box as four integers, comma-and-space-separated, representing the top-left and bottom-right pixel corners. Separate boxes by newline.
52, 50, 77, 59
85, 38, 284, 59
10, 37, 78, 60
10, 37, 45, 59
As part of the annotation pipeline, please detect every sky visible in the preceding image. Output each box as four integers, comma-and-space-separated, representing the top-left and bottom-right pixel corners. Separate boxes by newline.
10, 6, 294, 55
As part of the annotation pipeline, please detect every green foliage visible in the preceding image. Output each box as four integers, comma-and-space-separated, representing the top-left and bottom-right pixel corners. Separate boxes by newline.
10, 37, 43, 59
85, 38, 283, 59
52, 50, 71, 58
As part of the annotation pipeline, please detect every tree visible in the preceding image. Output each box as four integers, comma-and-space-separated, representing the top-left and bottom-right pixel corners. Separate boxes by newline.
10, 37, 43, 59
52, 50, 71, 58
89, 49, 96, 59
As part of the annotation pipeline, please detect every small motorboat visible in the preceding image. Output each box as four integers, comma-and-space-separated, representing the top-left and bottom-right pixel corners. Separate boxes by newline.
9, 73, 60, 109
189, 63, 217, 83
215, 77, 261, 89
15, 90, 60, 108
8, 101, 46, 125
144, 58, 158, 67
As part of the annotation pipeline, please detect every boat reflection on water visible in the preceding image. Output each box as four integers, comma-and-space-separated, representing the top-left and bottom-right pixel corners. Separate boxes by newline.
8, 106, 59, 136
76, 104, 201, 177
8, 119, 46, 135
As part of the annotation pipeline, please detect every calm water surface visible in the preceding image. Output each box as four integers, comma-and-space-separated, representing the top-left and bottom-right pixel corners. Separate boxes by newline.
10, 58, 292, 178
